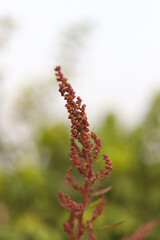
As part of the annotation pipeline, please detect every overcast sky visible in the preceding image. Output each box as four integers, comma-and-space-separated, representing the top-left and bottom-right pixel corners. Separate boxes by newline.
1, 0, 160, 127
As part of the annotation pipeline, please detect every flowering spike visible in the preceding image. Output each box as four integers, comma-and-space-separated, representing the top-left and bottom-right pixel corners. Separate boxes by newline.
55, 66, 113, 240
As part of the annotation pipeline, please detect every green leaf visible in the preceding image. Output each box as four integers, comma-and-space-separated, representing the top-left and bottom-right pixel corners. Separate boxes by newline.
92, 186, 112, 197
88, 199, 103, 208
98, 221, 125, 231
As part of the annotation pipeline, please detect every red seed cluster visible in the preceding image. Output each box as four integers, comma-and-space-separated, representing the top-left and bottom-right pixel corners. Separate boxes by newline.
99, 154, 113, 180
63, 213, 74, 239
87, 223, 96, 240
91, 131, 102, 158
58, 191, 84, 212
65, 166, 83, 192
55, 66, 113, 240
55, 66, 91, 150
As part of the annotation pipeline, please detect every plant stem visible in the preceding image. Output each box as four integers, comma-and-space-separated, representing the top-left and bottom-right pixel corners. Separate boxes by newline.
77, 212, 83, 240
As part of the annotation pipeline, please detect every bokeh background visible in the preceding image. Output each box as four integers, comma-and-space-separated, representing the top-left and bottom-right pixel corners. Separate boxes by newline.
0, 1, 160, 239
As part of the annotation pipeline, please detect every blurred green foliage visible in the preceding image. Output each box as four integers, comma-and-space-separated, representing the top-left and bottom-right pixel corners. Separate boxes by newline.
0, 92, 160, 239
0, 16, 159, 239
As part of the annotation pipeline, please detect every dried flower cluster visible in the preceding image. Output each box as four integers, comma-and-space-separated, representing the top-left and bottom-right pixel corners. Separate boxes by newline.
55, 66, 113, 240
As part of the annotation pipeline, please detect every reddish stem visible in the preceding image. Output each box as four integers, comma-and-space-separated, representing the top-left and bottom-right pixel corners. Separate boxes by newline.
77, 213, 84, 240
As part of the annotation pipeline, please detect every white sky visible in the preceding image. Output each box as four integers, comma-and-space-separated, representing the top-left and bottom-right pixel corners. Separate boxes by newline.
1, 0, 160, 128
